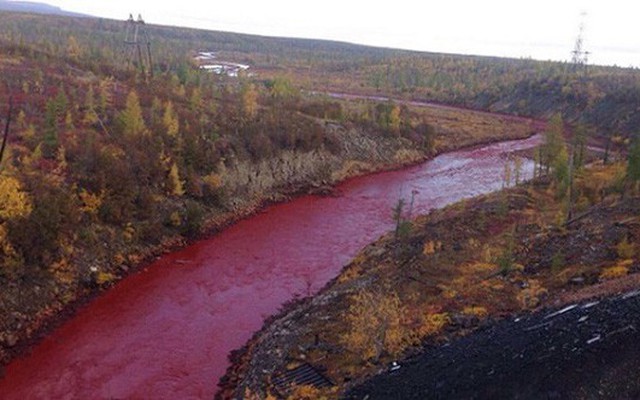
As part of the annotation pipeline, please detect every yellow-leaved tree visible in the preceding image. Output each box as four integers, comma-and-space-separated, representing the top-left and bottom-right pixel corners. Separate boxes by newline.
0, 173, 32, 221
168, 162, 185, 196
341, 289, 409, 362
241, 83, 259, 119
120, 90, 148, 137
0, 173, 32, 273
163, 101, 180, 138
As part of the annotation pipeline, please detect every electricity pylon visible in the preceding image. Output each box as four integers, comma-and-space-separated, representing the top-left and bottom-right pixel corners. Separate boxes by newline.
571, 12, 590, 74
124, 14, 153, 78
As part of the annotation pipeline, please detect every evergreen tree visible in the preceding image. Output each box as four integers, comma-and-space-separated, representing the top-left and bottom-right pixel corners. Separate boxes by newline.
627, 135, 640, 190
572, 124, 588, 171
541, 113, 565, 174
42, 99, 59, 159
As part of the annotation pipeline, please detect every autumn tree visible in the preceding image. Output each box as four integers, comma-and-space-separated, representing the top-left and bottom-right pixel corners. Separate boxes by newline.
341, 289, 409, 362
514, 156, 523, 185
0, 173, 32, 222
6, 174, 77, 267
392, 198, 411, 244
572, 124, 588, 171
268, 76, 298, 107
0, 96, 12, 167
82, 85, 99, 125
163, 101, 180, 138
414, 121, 435, 152
189, 87, 202, 113
120, 90, 148, 137
553, 140, 570, 196
374, 102, 401, 133
503, 158, 512, 188
240, 83, 259, 119
66, 35, 81, 60
168, 161, 185, 196
0, 172, 32, 275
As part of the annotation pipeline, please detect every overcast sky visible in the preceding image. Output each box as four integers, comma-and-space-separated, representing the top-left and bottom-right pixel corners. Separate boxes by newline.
46, 0, 639, 67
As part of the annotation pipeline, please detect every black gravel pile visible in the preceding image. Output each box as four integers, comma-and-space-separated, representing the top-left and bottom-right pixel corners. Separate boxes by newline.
346, 290, 640, 399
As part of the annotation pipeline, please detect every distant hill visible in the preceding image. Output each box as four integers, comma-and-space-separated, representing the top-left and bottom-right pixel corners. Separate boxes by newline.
0, 0, 85, 17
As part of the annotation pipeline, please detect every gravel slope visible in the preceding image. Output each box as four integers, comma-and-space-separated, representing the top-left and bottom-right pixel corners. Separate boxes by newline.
346, 290, 640, 400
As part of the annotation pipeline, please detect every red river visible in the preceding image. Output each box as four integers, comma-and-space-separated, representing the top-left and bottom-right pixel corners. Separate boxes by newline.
0, 134, 541, 399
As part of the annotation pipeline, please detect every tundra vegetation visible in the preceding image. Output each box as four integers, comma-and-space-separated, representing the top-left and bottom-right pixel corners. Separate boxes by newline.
0, 11, 638, 395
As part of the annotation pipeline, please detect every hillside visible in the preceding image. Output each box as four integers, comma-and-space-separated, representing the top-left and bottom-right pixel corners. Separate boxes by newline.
0, 11, 544, 368
0, 1, 82, 16
0, 10, 639, 395
0, 11, 639, 146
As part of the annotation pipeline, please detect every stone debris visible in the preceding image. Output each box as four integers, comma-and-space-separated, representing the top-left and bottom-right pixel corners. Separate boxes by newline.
586, 334, 602, 345
582, 301, 600, 309
545, 304, 578, 320
622, 290, 640, 300
347, 293, 640, 399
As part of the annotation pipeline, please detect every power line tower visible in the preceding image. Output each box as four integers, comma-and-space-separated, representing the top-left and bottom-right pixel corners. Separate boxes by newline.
124, 14, 153, 78
571, 12, 590, 74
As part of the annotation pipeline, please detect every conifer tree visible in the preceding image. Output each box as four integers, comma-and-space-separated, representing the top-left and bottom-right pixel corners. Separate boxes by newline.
541, 113, 565, 174
240, 83, 259, 119
42, 99, 59, 159
163, 101, 179, 137
120, 90, 147, 137
168, 162, 185, 196
627, 135, 640, 192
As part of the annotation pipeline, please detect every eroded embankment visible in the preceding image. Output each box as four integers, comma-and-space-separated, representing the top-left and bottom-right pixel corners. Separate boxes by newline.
0, 126, 424, 367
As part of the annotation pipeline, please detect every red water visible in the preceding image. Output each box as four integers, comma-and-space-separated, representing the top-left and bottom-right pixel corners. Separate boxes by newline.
0, 134, 541, 400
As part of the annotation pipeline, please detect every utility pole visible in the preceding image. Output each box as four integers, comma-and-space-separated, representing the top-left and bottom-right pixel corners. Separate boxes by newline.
571, 12, 590, 75
124, 14, 153, 78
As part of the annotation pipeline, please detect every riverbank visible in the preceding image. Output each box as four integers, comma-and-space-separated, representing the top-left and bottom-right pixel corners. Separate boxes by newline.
0, 101, 538, 399
219, 161, 639, 399
0, 125, 422, 369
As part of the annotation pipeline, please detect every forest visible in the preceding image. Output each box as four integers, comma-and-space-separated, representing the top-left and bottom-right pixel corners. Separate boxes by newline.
0, 10, 639, 396
0, 11, 442, 363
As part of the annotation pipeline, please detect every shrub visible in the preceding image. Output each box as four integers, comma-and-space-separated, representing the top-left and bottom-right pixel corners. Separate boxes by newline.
463, 306, 488, 318
600, 260, 632, 281
517, 279, 548, 309
617, 237, 636, 259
